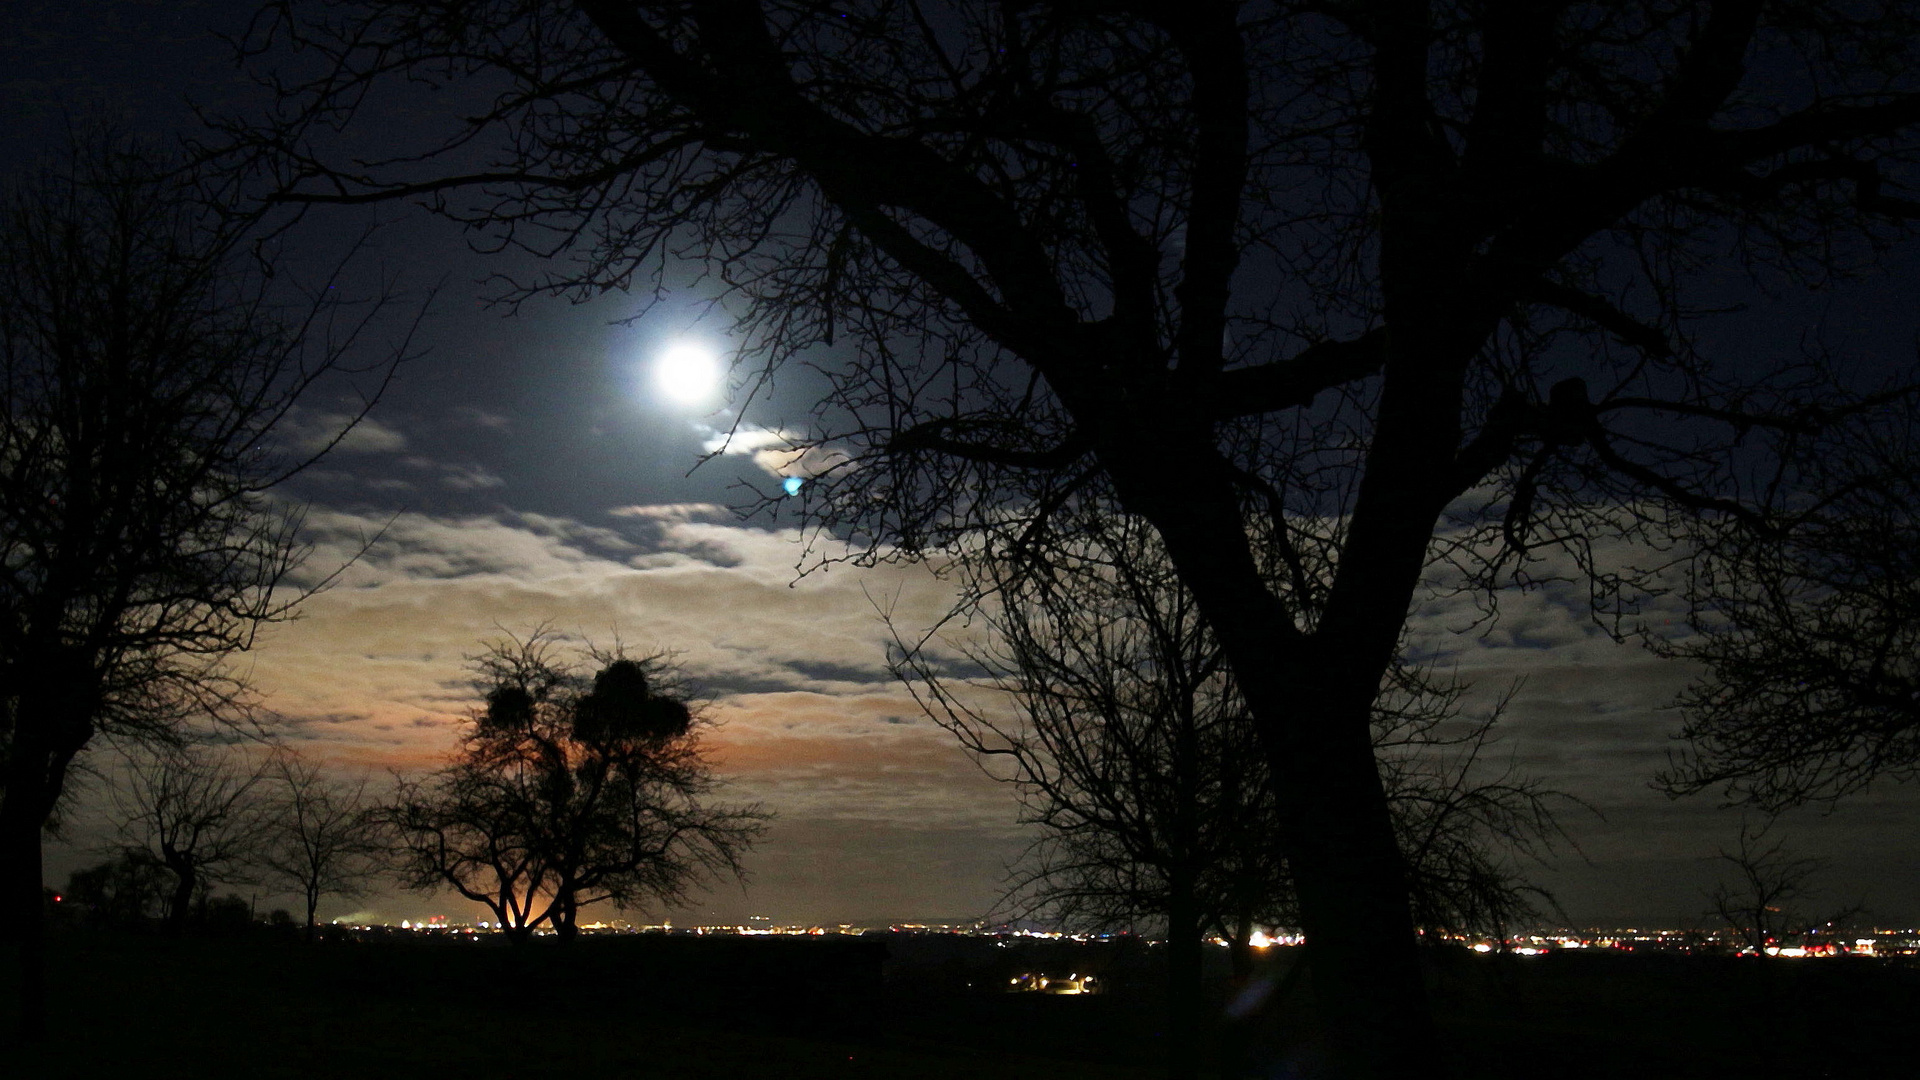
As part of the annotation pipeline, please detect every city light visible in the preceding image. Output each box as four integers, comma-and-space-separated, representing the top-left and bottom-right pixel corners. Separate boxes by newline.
231, 917, 1920, 965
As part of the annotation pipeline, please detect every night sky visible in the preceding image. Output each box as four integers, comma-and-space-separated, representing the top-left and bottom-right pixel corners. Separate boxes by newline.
9, 1, 1919, 930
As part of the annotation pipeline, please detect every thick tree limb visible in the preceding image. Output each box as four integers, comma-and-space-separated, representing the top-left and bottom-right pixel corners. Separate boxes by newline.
1198, 328, 1387, 419
1516, 278, 1674, 358
577, 0, 1087, 367
888, 420, 1091, 470
271, 137, 700, 205
1157, 3, 1251, 379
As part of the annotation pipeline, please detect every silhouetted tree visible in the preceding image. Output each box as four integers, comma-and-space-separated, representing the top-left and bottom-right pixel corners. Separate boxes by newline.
198, 892, 256, 934
896, 515, 1280, 1079
381, 765, 549, 943
895, 510, 1565, 1077
108, 744, 267, 933
257, 749, 379, 942
1379, 691, 1566, 945
63, 855, 169, 929
1660, 421, 1920, 810
1704, 818, 1857, 958
231, 5, 1920, 1073
380, 631, 767, 943
0, 132, 411, 1038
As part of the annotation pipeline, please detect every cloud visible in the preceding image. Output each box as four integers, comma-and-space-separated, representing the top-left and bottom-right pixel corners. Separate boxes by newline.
752, 444, 854, 480
63, 495, 1916, 926
251, 507, 970, 788
700, 426, 793, 456
204, 504, 1011, 921
395, 456, 507, 491
609, 503, 729, 522
291, 411, 409, 456
438, 463, 506, 491
449, 405, 512, 432
699, 425, 854, 479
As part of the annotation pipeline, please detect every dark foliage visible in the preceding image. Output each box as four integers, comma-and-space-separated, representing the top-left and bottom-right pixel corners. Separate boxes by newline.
61, 856, 169, 929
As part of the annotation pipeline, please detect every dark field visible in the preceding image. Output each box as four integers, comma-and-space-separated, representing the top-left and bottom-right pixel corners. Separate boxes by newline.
6, 930, 1918, 1078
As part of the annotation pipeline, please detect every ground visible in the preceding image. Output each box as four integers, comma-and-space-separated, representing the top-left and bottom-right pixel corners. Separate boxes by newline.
5, 929, 1916, 1078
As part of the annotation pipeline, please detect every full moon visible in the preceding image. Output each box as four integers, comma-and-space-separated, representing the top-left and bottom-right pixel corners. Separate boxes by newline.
655, 341, 722, 406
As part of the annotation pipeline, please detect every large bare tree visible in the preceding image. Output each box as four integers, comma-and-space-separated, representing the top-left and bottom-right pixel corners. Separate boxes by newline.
0, 134, 411, 1038
230, 4, 1920, 1073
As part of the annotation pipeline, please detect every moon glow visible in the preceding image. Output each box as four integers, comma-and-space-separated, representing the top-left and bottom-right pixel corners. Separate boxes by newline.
656, 341, 722, 406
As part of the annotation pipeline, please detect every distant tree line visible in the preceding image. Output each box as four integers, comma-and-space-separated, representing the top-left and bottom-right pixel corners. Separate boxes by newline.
60, 744, 378, 941
57, 630, 766, 949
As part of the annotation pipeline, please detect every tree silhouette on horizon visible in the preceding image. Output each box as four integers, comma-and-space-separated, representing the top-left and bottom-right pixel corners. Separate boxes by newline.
380, 630, 767, 943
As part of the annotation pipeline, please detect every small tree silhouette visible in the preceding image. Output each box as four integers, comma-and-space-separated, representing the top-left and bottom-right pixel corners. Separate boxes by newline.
109, 744, 267, 933
1706, 818, 1862, 957
257, 750, 380, 942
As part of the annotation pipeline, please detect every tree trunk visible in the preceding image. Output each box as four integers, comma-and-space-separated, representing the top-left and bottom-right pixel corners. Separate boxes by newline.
1228, 906, 1256, 982
304, 887, 320, 944
1273, 720, 1428, 1079
0, 689, 81, 1045
550, 887, 579, 943
1196, 674, 1429, 1080
163, 856, 197, 934
1256, 634, 1435, 1079
1164, 869, 1204, 1080
0, 785, 49, 1043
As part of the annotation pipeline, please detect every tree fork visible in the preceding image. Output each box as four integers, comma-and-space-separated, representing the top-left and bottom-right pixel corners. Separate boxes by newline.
1103, 432, 1437, 1077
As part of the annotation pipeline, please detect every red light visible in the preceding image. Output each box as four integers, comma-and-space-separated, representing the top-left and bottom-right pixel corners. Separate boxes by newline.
52, 895, 62, 902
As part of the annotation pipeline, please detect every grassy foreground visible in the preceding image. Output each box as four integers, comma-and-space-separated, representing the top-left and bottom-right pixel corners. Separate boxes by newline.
6, 929, 1919, 1078
4, 930, 1164, 1079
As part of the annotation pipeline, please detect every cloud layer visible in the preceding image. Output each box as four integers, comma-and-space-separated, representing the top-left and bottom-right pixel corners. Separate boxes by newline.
49, 497, 1920, 928
204, 503, 1006, 923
